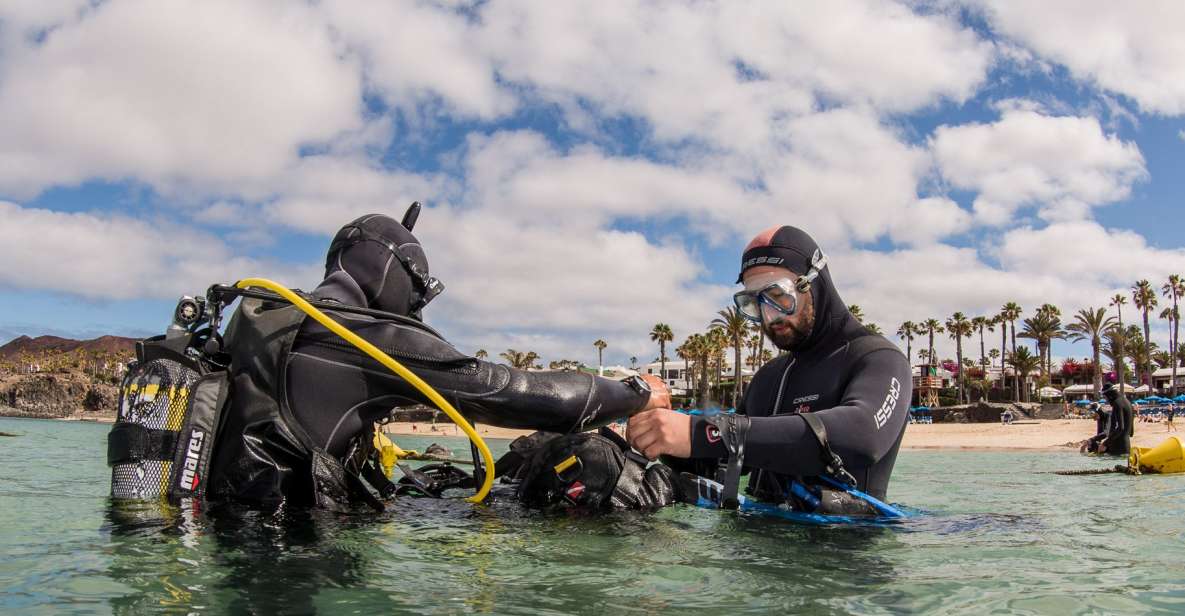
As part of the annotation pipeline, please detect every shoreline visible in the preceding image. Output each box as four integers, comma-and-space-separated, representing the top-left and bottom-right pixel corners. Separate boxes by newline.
8, 414, 1177, 453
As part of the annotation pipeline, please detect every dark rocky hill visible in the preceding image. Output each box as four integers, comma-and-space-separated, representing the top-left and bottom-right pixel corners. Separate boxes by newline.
0, 334, 137, 359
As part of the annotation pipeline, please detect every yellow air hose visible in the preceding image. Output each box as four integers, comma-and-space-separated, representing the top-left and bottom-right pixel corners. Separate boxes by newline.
234, 278, 495, 503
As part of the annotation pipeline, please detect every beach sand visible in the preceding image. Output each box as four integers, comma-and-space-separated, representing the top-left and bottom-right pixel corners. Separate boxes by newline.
381, 418, 1179, 452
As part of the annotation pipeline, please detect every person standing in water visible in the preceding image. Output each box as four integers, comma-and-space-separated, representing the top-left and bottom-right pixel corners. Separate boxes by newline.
626, 225, 911, 502
1099, 383, 1134, 456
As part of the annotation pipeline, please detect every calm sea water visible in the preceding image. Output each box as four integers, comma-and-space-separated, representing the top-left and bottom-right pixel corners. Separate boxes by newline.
2, 417, 1184, 615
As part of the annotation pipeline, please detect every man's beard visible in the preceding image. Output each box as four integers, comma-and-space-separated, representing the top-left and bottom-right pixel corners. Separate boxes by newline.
764, 304, 815, 351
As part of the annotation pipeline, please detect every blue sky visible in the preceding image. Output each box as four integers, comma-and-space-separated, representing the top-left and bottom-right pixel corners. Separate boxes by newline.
2, 1, 1184, 368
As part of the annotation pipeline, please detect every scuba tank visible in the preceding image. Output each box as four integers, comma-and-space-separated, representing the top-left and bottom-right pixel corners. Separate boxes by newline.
107, 296, 231, 504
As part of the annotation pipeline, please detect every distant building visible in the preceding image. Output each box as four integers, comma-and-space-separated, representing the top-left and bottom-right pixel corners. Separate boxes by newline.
1152, 365, 1185, 393
638, 357, 755, 397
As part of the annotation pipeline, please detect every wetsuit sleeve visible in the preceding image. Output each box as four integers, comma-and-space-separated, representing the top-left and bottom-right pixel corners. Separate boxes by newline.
689, 348, 910, 475
288, 314, 650, 453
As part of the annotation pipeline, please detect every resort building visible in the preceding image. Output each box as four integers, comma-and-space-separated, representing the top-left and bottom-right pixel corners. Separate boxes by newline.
1151, 365, 1185, 393
639, 357, 755, 397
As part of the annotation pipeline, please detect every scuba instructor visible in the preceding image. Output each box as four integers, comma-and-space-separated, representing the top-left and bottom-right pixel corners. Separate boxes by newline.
627, 225, 911, 506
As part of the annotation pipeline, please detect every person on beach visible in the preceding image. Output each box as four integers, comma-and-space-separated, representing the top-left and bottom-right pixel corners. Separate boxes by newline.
201, 208, 670, 509
1167, 404, 1177, 433
626, 225, 912, 504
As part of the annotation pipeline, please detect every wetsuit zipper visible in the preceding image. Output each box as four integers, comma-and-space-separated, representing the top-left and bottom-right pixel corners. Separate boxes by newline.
772, 357, 797, 413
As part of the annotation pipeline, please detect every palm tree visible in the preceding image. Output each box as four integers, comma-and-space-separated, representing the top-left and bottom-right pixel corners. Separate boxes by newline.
1007, 346, 1041, 402
676, 339, 692, 393
1000, 302, 1023, 400
946, 312, 973, 404
752, 322, 766, 370
1110, 293, 1128, 392
707, 328, 729, 399
686, 334, 712, 405
1103, 327, 1130, 389
896, 321, 917, 368
1066, 307, 1116, 399
499, 349, 539, 370
1132, 279, 1158, 386
865, 323, 883, 335
1122, 325, 1150, 390
922, 318, 944, 366
1019, 311, 1064, 384
650, 323, 674, 384
971, 316, 993, 375
593, 339, 607, 375
711, 308, 748, 408
1154, 349, 1173, 370
1163, 275, 1184, 396
848, 305, 865, 324
475, 349, 488, 361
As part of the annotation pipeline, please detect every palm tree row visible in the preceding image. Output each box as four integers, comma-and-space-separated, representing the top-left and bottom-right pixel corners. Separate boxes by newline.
894, 274, 1185, 404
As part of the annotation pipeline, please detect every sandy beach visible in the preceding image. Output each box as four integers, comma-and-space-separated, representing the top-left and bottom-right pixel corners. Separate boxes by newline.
381, 418, 1179, 452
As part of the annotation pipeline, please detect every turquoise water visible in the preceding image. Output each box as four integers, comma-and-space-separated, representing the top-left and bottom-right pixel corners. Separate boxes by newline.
2, 417, 1185, 615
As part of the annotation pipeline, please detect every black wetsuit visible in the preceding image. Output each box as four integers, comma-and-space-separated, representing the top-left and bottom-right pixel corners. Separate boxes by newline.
1103, 392, 1134, 456
286, 284, 647, 459
207, 213, 649, 506
685, 243, 911, 501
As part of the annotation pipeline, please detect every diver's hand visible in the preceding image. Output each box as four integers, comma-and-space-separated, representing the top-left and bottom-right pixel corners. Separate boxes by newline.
628, 408, 690, 459
638, 374, 671, 412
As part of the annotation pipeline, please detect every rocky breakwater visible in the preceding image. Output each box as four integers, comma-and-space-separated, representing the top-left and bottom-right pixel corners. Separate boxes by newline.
0, 372, 118, 420
930, 401, 1039, 423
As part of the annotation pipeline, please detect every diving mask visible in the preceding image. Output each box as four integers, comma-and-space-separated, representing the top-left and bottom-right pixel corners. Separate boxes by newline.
733, 278, 800, 323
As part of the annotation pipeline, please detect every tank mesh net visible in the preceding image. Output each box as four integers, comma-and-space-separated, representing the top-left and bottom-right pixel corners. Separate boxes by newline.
110, 357, 199, 500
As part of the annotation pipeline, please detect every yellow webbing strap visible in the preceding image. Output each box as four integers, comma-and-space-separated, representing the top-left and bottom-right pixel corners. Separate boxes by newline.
553, 455, 579, 475
235, 278, 495, 503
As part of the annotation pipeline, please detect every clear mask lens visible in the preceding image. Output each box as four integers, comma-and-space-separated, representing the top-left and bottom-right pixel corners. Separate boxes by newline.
733, 279, 798, 322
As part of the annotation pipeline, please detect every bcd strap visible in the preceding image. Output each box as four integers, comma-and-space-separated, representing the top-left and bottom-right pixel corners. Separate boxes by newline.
799, 412, 857, 487
704, 414, 751, 509
107, 423, 179, 466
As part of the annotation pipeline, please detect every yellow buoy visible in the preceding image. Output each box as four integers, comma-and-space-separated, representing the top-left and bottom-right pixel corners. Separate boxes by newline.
1129, 436, 1185, 474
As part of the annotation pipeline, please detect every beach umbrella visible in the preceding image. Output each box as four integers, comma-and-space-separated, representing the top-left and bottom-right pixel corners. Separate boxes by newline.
1074, 399, 1092, 406
1174, 395, 1185, 403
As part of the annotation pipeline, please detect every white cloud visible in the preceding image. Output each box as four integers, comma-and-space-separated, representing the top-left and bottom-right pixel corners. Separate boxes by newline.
844, 221, 1185, 363
888, 197, 974, 246
761, 108, 934, 246
973, 1, 1185, 115
0, 201, 321, 300
415, 203, 733, 367
480, 0, 992, 155
320, 0, 513, 119
931, 107, 1146, 225
0, 0, 363, 198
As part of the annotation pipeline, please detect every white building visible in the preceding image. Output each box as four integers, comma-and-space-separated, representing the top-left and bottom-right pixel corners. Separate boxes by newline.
639, 357, 755, 396
1152, 365, 1185, 393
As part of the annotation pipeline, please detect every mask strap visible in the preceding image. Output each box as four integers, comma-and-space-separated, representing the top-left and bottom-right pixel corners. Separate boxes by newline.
794, 249, 827, 293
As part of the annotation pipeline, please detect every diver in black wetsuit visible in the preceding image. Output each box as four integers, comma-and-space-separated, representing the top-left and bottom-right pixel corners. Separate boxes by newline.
205, 207, 669, 508
1100, 383, 1133, 456
1082, 402, 1110, 454
626, 225, 911, 503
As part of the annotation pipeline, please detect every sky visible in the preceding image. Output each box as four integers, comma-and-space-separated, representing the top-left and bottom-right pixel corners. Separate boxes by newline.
2, 0, 1185, 369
